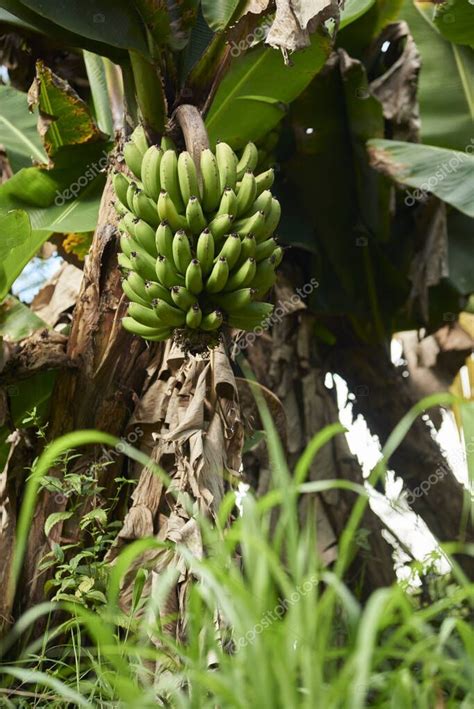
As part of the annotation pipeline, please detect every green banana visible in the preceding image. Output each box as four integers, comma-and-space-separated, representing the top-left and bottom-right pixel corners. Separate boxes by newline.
126, 182, 140, 211
233, 210, 266, 239
127, 271, 149, 301
172, 231, 193, 274
205, 256, 229, 294
185, 259, 204, 294
236, 142, 258, 180
186, 303, 202, 329
239, 234, 257, 263
155, 221, 174, 262
251, 189, 273, 217
144, 279, 174, 305
186, 196, 207, 234
273, 246, 284, 267
141, 145, 163, 201
123, 211, 138, 238
129, 250, 158, 282
227, 301, 274, 329
160, 149, 184, 213
122, 278, 150, 307
157, 191, 188, 232
218, 233, 241, 270
215, 187, 237, 219
255, 168, 274, 196
122, 316, 171, 340
113, 172, 130, 207
117, 253, 133, 270
161, 135, 177, 152
201, 148, 221, 212
152, 298, 186, 327
200, 309, 224, 331
235, 171, 257, 216
255, 237, 278, 262
178, 151, 200, 205
259, 198, 281, 241
216, 141, 237, 192
155, 255, 184, 288
250, 255, 277, 296
208, 213, 233, 244
130, 125, 149, 155
128, 302, 163, 328
123, 142, 143, 180
212, 287, 255, 312
224, 257, 256, 291
171, 285, 197, 311
134, 219, 158, 255
196, 229, 215, 276
132, 190, 160, 228
119, 233, 139, 258
114, 200, 129, 218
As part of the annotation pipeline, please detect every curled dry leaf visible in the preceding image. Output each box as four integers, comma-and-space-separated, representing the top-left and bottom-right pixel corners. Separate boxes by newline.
266, 0, 344, 57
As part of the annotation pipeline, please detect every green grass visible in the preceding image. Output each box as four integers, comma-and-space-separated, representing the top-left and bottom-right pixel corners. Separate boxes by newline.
0, 392, 473, 707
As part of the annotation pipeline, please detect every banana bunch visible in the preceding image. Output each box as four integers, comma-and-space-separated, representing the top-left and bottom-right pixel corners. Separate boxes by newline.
113, 125, 282, 345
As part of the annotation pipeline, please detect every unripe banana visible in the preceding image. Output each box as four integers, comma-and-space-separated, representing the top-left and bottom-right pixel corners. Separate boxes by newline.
130, 125, 149, 155
212, 287, 255, 312
155, 221, 174, 262
118, 253, 133, 270
114, 200, 129, 218
259, 198, 281, 241
122, 316, 170, 339
144, 279, 174, 305
157, 191, 188, 231
172, 230, 193, 274
272, 246, 284, 267
196, 229, 215, 276
178, 151, 200, 205
215, 187, 237, 219
127, 181, 140, 211
155, 255, 184, 288
185, 259, 204, 294
201, 148, 220, 212
218, 233, 241, 270
186, 303, 202, 329
127, 271, 150, 301
113, 172, 131, 207
255, 237, 278, 262
208, 213, 233, 244
255, 168, 274, 196
121, 278, 150, 307
224, 257, 256, 291
227, 302, 274, 330
200, 309, 224, 331
152, 298, 186, 326
123, 143, 143, 180
250, 255, 277, 297
141, 145, 163, 201
205, 256, 229, 294
251, 189, 273, 217
128, 302, 163, 328
130, 250, 157, 282
161, 135, 177, 152
239, 234, 257, 263
133, 190, 160, 228
236, 142, 258, 180
233, 210, 266, 239
120, 233, 139, 259
160, 150, 184, 213
123, 211, 138, 238
186, 196, 207, 234
216, 141, 237, 192
134, 219, 158, 255
171, 285, 197, 311
235, 171, 257, 216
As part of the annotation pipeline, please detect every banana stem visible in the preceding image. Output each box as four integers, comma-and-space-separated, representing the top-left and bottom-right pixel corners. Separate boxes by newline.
172, 104, 209, 185
129, 50, 167, 138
